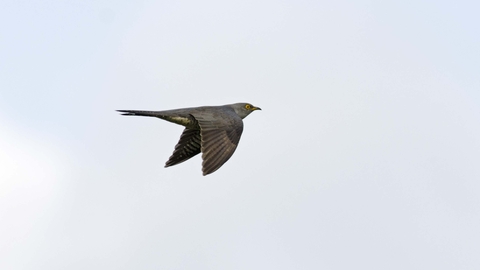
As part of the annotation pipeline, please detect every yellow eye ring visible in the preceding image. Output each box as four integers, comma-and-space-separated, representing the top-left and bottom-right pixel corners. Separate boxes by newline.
245, 104, 251, 109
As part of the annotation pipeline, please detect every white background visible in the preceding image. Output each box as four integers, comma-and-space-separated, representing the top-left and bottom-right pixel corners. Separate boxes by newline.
1, 0, 479, 269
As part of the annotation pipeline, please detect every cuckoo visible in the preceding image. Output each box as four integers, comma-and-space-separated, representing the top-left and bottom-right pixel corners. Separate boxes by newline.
117, 103, 261, 175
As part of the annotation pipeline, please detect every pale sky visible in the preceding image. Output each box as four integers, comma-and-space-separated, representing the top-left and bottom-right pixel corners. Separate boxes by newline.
1, 1, 480, 269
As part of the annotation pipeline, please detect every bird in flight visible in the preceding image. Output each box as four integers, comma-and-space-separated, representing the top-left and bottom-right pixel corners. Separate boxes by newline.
117, 103, 261, 176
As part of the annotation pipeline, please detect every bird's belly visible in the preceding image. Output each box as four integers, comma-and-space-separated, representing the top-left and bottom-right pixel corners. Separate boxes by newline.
161, 115, 198, 129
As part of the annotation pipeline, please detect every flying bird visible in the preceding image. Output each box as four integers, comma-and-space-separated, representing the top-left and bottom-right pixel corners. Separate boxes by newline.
117, 103, 261, 176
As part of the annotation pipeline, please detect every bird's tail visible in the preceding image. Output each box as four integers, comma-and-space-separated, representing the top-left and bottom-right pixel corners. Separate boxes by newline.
116, 110, 161, 117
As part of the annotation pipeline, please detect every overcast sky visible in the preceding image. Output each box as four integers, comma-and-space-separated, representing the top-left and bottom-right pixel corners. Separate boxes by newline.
1, 0, 480, 269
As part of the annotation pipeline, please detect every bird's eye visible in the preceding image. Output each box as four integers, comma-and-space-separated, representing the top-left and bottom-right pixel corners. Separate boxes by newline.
245, 104, 251, 110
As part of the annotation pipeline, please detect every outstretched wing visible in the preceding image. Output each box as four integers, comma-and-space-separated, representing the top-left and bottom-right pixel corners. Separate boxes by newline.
192, 109, 244, 176
165, 128, 201, 167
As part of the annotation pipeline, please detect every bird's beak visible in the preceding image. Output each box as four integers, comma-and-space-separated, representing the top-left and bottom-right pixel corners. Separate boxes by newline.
252, 106, 262, 111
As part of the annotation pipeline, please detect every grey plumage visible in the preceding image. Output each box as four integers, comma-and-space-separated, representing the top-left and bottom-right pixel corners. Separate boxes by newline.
117, 103, 261, 176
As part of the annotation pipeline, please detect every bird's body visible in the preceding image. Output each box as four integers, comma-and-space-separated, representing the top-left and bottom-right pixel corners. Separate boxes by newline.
117, 103, 261, 176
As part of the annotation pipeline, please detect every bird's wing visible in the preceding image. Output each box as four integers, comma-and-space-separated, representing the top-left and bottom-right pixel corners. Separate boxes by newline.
192, 110, 244, 176
165, 128, 202, 167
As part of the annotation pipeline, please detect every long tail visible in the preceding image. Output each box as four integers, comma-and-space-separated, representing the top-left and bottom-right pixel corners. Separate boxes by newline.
116, 110, 161, 117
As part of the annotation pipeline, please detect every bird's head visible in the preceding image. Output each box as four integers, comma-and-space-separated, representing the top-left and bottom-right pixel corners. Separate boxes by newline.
230, 103, 262, 119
